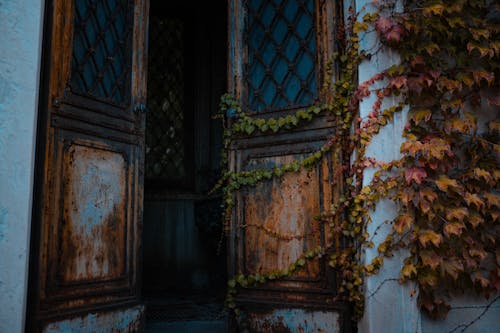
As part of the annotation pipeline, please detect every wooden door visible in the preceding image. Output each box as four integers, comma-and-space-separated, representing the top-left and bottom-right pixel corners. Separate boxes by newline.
228, 0, 352, 331
27, 0, 148, 331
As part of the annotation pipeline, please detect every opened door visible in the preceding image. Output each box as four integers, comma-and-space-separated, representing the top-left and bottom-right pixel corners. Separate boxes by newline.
228, 0, 353, 331
27, 0, 148, 331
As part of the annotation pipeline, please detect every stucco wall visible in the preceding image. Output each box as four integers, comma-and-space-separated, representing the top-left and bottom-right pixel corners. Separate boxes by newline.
0, 0, 44, 332
353, 0, 500, 332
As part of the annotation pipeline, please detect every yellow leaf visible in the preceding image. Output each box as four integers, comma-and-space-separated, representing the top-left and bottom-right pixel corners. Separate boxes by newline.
409, 108, 432, 124
401, 263, 417, 279
424, 4, 444, 15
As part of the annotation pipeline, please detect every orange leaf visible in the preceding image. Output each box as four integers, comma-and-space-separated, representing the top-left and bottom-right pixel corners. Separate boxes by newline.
435, 175, 460, 192
445, 208, 468, 221
474, 273, 490, 288
419, 230, 442, 248
444, 222, 465, 237
419, 188, 439, 214
473, 70, 495, 85
442, 258, 464, 280
395, 214, 413, 234
474, 168, 492, 182
464, 192, 484, 209
420, 188, 437, 203
468, 213, 484, 228
469, 248, 488, 261
421, 250, 442, 269
484, 192, 500, 208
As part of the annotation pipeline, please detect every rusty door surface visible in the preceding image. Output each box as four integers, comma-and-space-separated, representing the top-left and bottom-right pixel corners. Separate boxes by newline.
228, 0, 352, 332
27, 0, 148, 331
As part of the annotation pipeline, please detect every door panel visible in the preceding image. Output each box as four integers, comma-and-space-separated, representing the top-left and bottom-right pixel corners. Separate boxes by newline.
242, 154, 325, 280
28, 0, 148, 331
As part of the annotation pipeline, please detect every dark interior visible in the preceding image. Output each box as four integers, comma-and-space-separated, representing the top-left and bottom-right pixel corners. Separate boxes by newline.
142, 0, 228, 326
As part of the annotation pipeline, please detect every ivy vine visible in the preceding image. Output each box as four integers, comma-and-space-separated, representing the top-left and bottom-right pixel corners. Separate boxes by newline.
213, 0, 499, 323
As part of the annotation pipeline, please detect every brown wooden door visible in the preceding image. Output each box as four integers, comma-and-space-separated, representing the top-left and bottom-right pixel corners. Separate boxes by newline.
227, 0, 352, 331
28, 0, 148, 331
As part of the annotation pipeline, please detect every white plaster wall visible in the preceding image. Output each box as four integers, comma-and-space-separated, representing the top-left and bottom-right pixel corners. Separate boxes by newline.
351, 1, 500, 332
353, 2, 421, 332
0, 0, 44, 332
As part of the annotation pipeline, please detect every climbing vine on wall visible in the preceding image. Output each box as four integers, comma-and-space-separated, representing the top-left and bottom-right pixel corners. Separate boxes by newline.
214, 0, 499, 322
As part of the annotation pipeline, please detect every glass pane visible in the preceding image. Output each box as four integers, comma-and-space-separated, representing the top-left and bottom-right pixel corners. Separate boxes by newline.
245, 0, 317, 112
71, 0, 133, 105
145, 17, 186, 180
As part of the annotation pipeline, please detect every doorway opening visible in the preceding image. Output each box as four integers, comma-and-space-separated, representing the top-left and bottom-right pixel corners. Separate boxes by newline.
142, 1, 228, 331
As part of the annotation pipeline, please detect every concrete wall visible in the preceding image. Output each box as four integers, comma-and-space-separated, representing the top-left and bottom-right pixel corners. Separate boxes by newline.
0, 0, 44, 332
353, 0, 500, 332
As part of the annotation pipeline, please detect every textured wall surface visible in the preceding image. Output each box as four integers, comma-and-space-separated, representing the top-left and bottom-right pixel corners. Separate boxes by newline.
0, 0, 44, 332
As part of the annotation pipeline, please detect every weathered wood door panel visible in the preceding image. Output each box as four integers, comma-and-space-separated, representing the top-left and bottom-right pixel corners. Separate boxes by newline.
228, 0, 352, 331
28, 0, 148, 331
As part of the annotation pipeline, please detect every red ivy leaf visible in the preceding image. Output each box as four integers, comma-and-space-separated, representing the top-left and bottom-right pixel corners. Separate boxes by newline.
375, 16, 394, 33
405, 167, 428, 185
386, 25, 404, 43
389, 76, 407, 89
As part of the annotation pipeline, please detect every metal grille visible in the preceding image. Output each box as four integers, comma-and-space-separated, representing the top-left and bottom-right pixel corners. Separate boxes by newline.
145, 17, 186, 180
70, 0, 133, 105
245, 0, 317, 112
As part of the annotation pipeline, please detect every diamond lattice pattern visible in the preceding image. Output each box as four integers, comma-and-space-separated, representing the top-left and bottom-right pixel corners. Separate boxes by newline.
246, 0, 317, 112
145, 17, 186, 180
71, 0, 132, 104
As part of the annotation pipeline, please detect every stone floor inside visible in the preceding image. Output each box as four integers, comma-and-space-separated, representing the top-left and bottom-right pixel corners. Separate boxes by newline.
143, 294, 228, 333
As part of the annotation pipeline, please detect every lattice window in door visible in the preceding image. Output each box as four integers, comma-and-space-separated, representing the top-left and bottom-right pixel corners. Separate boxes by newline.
145, 17, 186, 181
245, 0, 318, 112
70, 0, 133, 105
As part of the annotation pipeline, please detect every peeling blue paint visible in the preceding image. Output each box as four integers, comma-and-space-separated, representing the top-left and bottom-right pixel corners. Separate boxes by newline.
0, 206, 7, 242
249, 309, 340, 333
43, 305, 144, 333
